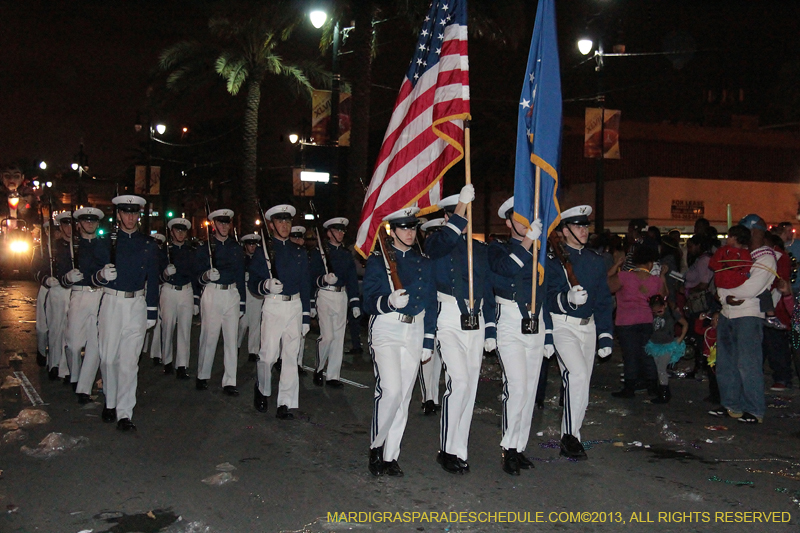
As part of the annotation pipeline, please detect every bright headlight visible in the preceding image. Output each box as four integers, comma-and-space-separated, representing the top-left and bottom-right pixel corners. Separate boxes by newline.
9, 240, 30, 253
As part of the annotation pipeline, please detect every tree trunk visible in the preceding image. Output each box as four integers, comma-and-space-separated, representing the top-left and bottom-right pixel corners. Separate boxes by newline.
241, 78, 261, 233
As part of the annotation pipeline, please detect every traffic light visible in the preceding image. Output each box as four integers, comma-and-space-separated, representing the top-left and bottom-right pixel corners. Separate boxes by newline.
166, 211, 174, 218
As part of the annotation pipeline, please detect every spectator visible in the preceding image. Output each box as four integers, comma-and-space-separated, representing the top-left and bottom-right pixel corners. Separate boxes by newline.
762, 233, 793, 391
684, 234, 715, 378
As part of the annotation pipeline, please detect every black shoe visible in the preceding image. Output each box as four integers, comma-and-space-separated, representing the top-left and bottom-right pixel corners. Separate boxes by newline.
502, 448, 520, 475
347, 347, 364, 355
369, 447, 384, 476
254, 383, 268, 413
560, 434, 588, 460
77, 393, 92, 404
650, 385, 671, 404
163, 362, 174, 375
62, 374, 71, 385
176, 367, 189, 380
313, 370, 324, 387
152, 357, 162, 367
276, 405, 294, 420
71, 381, 77, 392
116, 418, 136, 431
456, 457, 470, 473
535, 401, 544, 410
612, 380, 636, 398
326, 379, 344, 388
223, 385, 239, 396
646, 380, 659, 396
37, 352, 47, 367
102, 407, 116, 423
437, 451, 464, 474
196, 378, 208, 390
384, 460, 404, 477
273, 359, 282, 373
48, 367, 59, 380
517, 452, 535, 469
423, 400, 436, 415
248, 353, 259, 362
297, 365, 307, 375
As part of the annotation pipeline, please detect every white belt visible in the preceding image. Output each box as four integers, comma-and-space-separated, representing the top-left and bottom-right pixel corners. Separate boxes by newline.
72, 285, 98, 292
437, 292, 482, 309
165, 282, 192, 291
386, 311, 423, 324
551, 313, 594, 326
206, 283, 237, 290
264, 293, 300, 302
321, 286, 345, 293
102, 288, 145, 298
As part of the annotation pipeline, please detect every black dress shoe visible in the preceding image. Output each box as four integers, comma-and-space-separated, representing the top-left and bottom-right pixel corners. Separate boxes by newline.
313, 370, 324, 387
535, 401, 545, 410
437, 451, 463, 474
152, 357, 162, 366
254, 383, 268, 413
248, 353, 259, 362
71, 382, 77, 392
423, 400, 436, 415
347, 347, 364, 355
273, 359, 282, 372
326, 379, 344, 388
102, 407, 116, 423
163, 362, 174, 375
77, 393, 93, 404
384, 460, 404, 477
517, 452, 535, 469
48, 367, 59, 380
116, 418, 137, 431
369, 447, 384, 476
176, 367, 190, 380
276, 405, 294, 420
297, 365, 307, 375
502, 448, 520, 475
456, 457, 470, 472
37, 352, 47, 367
223, 385, 239, 396
560, 434, 588, 460
62, 374, 71, 385
196, 378, 209, 390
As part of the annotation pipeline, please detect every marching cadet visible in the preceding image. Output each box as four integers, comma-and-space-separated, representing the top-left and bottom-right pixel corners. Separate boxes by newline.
160, 218, 196, 379
237, 233, 263, 362
63, 207, 107, 402
147, 233, 167, 367
249, 204, 311, 420
310, 217, 361, 388
363, 207, 436, 477
289, 225, 308, 373
195, 208, 246, 396
545, 205, 614, 460
94, 195, 160, 431
417, 217, 446, 415
425, 185, 496, 474
32, 221, 54, 367
46, 211, 75, 381
488, 197, 547, 475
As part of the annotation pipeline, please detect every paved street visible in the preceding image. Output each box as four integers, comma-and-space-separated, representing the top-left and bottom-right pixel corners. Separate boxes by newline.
0, 280, 798, 532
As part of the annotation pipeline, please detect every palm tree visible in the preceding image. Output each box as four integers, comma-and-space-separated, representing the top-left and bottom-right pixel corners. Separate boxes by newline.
159, 0, 325, 229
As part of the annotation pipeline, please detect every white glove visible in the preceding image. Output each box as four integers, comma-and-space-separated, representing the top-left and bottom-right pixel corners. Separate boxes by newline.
66, 269, 83, 284
598, 347, 612, 358
525, 218, 543, 241
266, 278, 283, 294
100, 264, 117, 282
567, 285, 588, 306
388, 289, 409, 309
544, 344, 555, 359
45, 276, 59, 288
458, 183, 475, 204
484, 338, 497, 352
164, 264, 177, 277
245, 271, 250, 282
146, 319, 156, 329
352, 307, 361, 319
421, 348, 433, 364
310, 307, 317, 318
193, 304, 200, 316
205, 268, 220, 282
302, 324, 310, 337
323, 272, 338, 285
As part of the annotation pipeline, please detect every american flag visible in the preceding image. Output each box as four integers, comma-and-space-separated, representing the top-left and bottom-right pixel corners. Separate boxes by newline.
355, 0, 469, 257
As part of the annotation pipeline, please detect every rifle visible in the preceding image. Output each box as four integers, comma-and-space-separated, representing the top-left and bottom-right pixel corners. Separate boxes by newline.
308, 200, 333, 274
204, 198, 214, 269
69, 207, 77, 270
163, 211, 171, 264
110, 183, 119, 264
376, 225, 403, 292
46, 190, 55, 278
256, 199, 278, 279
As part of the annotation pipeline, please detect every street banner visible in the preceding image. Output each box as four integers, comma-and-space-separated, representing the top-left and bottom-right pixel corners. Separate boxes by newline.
354, 0, 469, 256
584, 108, 621, 159
312, 90, 352, 146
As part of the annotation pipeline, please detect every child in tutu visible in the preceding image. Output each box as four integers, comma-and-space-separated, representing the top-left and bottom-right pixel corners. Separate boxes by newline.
645, 294, 688, 404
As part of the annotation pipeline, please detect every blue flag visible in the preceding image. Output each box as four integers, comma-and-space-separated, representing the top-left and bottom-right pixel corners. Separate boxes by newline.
513, 0, 562, 285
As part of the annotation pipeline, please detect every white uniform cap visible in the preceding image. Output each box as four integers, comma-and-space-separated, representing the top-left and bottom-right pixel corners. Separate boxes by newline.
112, 195, 146, 212
241, 233, 262, 243
208, 209, 234, 221
560, 205, 592, 226
55, 212, 73, 224
290, 226, 306, 236
73, 207, 104, 220
323, 217, 349, 229
437, 194, 459, 212
265, 204, 296, 219
421, 218, 447, 232
152, 233, 167, 244
384, 206, 421, 227
497, 197, 514, 219
167, 218, 192, 230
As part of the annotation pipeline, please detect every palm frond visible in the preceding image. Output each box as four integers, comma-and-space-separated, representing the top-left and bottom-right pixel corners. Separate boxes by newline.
159, 40, 204, 70
277, 63, 314, 99
215, 54, 250, 95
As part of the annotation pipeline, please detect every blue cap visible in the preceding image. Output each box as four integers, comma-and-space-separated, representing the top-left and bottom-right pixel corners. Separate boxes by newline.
739, 214, 767, 232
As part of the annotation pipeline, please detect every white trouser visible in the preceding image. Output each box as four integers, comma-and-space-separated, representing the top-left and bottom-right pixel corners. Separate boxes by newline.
160, 283, 193, 367
257, 296, 301, 408
197, 285, 240, 387
369, 312, 424, 462
496, 299, 545, 452
65, 288, 102, 389
45, 285, 71, 376
98, 292, 146, 420
315, 289, 348, 380
147, 314, 162, 359
552, 317, 597, 441
418, 340, 442, 403
35, 285, 48, 356
437, 299, 484, 461
237, 288, 263, 355
297, 333, 305, 366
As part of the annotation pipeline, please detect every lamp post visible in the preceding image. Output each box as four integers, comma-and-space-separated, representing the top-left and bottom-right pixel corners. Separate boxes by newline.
579, 38, 606, 234
134, 117, 166, 233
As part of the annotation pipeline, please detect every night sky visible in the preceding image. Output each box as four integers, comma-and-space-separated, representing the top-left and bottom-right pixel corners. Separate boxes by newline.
2, 0, 799, 180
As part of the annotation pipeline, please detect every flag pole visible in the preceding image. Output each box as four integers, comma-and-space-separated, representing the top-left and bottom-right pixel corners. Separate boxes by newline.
531, 165, 541, 316
465, 120, 475, 311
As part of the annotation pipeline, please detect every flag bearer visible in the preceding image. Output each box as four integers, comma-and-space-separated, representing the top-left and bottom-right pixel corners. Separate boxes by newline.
237, 233, 264, 362
160, 218, 196, 379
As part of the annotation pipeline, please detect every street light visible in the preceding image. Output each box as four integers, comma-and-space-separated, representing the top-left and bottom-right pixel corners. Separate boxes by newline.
578, 39, 594, 56
155, 124, 167, 135
39, 161, 47, 170
309, 10, 327, 29
289, 133, 299, 144
71, 163, 79, 171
